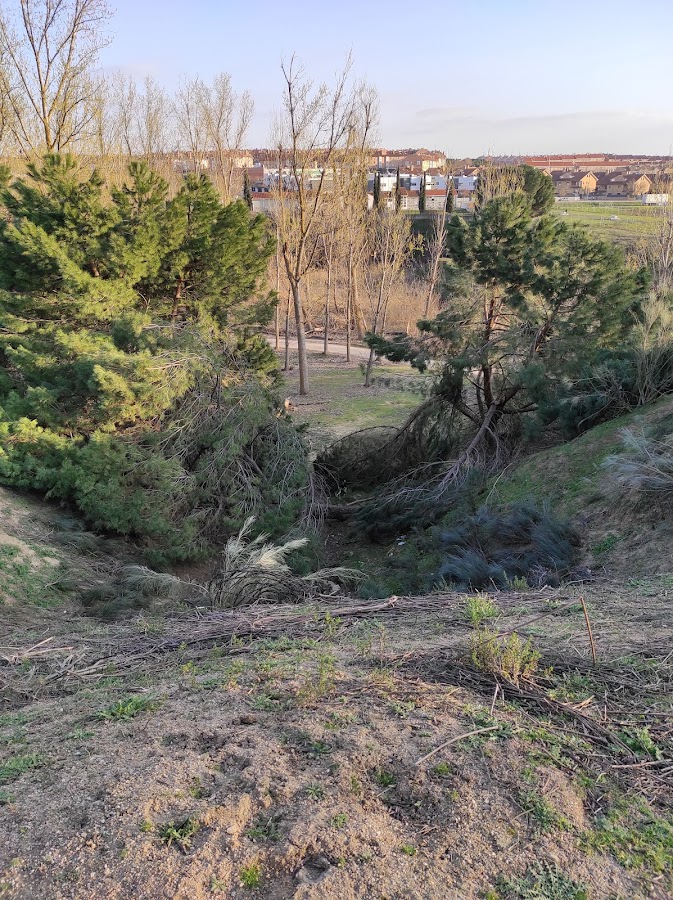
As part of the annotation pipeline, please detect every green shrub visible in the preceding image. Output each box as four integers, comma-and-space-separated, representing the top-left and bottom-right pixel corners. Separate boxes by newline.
470, 627, 540, 684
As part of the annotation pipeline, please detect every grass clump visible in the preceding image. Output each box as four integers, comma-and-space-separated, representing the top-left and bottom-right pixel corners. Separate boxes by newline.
97, 695, 159, 721
433, 503, 581, 591
470, 628, 540, 684
0, 753, 44, 784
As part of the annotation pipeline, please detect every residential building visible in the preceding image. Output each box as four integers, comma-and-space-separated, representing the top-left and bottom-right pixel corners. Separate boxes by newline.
551, 170, 597, 196
596, 172, 653, 197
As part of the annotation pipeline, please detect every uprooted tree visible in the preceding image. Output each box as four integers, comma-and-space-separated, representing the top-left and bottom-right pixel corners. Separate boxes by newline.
0, 154, 311, 561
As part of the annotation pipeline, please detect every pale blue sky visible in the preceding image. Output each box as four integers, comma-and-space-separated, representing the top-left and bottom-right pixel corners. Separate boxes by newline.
99, 0, 673, 155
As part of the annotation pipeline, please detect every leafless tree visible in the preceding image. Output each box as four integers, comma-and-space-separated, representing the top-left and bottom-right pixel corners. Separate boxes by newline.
174, 75, 209, 174
201, 72, 254, 201
137, 75, 169, 168
272, 55, 364, 395
362, 207, 417, 386
0, 0, 112, 154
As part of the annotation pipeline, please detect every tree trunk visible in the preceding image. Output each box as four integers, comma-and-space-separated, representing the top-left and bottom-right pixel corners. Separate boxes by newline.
292, 280, 309, 395
352, 266, 367, 339
364, 347, 376, 387
323, 251, 332, 355
284, 290, 291, 372
275, 243, 281, 350
346, 251, 352, 362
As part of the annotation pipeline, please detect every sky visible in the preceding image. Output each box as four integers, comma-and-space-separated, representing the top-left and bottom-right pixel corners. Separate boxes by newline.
98, 0, 673, 157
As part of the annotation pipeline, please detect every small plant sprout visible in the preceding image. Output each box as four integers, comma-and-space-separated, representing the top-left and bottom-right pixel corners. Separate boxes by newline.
305, 783, 325, 800
330, 813, 348, 829
400, 844, 417, 856
374, 769, 396, 788
239, 861, 262, 889
157, 817, 200, 852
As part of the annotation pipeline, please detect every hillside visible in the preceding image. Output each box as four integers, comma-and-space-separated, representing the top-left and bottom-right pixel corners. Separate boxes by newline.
1, 397, 672, 899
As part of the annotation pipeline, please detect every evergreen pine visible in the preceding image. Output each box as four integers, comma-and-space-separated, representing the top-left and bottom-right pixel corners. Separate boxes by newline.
395, 167, 402, 211
0, 155, 300, 560
243, 169, 253, 211
373, 171, 381, 208
419, 174, 426, 213
445, 178, 455, 213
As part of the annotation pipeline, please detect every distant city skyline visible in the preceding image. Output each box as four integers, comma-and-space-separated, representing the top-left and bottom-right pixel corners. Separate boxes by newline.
98, 0, 673, 157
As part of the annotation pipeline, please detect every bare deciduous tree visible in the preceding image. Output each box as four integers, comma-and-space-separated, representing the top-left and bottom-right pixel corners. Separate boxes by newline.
362, 207, 417, 386
273, 55, 363, 395
201, 73, 254, 201
137, 75, 169, 168
0, 0, 111, 154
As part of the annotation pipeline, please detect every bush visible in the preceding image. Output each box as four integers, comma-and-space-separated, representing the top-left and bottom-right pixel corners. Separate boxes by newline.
432, 502, 581, 591
470, 627, 540, 684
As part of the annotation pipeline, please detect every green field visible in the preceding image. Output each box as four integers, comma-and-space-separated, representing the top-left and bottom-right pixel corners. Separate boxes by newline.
554, 201, 660, 243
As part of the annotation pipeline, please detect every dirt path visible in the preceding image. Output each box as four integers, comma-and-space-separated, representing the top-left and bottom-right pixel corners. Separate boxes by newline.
267, 336, 371, 360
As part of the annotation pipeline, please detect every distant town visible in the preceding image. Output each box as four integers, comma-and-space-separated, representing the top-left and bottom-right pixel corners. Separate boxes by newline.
169, 148, 672, 213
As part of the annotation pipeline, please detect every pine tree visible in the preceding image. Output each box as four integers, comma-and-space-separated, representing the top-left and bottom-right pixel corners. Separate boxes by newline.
370, 195, 647, 445
243, 169, 253, 211
0, 155, 291, 559
445, 179, 455, 214
419, 173, 426, 213
373, 171, 381, 209
395, 167, 402, 211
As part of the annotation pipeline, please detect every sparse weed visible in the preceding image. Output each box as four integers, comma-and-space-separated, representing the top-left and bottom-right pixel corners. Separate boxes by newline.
250, 692, 287, 712
591, 533, 619, 556
433, 761, 453, 777
297, 652, 337, 704
157, 817, 200, 852
245, 814, 281, 842
0, 753, 44, 784
581, 796, 673, 875
619, 726, 663, 760
400, 844, 417, 856
188, 776, 207, 799
330, 813, 348, 829
305, 783, 325, 800
389, 699, 415, 718
373, 768, 396, 788
495, 861, 587, 899
519, 790, 569, 835
66, 727, 94, 741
